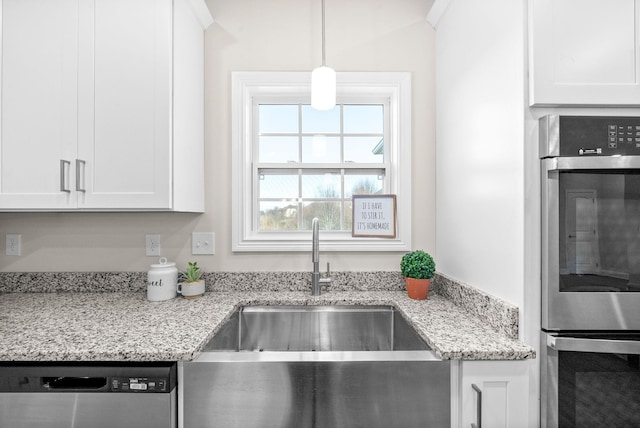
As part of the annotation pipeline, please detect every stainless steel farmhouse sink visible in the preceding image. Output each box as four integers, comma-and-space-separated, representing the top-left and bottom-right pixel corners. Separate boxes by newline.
180, 305, 451, 427
204, 305, 440, 353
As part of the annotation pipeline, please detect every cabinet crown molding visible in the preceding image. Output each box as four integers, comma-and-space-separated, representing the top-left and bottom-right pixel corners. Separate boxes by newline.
186, 0, 214, 30
426, 0, 453, 29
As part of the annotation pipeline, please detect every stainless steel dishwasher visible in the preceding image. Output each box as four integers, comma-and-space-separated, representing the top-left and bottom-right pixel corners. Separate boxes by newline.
0, 362, 177, 428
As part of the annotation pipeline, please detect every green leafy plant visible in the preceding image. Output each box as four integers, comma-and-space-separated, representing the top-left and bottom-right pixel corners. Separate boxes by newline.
181, 261, 203, 283
400, 250, 435, 279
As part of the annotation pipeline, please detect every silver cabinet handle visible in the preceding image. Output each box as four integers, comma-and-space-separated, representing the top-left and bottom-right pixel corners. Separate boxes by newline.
60, 160, 71, 193
76, 159, 86, 193
471, 383, 482, 428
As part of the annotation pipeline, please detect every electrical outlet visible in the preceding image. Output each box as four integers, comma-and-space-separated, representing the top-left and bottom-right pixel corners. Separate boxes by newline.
192, 232, 215, 255
146, 234, 161, 256
6, 234, 21, 256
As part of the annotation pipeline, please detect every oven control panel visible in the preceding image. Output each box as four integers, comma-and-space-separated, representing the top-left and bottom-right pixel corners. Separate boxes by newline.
558, 116, 640, 157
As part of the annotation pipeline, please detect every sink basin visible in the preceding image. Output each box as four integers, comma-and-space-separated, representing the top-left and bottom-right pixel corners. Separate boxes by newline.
203, 305, 432, 353
180, 305, 450, 427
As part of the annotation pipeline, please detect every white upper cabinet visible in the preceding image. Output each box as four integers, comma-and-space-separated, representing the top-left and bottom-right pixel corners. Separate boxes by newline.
0, 0, 212, 211
529, 0, 640, 106
1, 0, 79, 209
77, 0, 173, 210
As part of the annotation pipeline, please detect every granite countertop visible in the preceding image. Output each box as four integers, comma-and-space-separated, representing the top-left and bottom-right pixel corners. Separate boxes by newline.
0, 289, 535, 362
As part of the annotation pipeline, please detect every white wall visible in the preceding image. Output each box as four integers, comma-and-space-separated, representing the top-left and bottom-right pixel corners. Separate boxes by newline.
434, 0, 527, 308
0, 0, 436, 273
433, 3, 537, 424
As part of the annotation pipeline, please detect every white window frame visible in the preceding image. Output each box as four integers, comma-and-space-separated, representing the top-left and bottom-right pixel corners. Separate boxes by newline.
231, 71, 412, 252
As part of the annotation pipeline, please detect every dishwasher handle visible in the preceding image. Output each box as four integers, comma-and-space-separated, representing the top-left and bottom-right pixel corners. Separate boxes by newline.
42, 376, 108, 391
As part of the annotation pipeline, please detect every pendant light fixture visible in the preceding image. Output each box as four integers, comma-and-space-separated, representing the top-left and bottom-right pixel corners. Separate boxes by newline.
311, 0, 336, 110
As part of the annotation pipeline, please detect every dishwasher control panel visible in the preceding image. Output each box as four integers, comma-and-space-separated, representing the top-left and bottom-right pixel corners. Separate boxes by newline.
111, 377, 169, 392
0, 363, 176, 394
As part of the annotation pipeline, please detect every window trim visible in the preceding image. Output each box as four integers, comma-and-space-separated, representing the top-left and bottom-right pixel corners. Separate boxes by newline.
231, 71, 412, 252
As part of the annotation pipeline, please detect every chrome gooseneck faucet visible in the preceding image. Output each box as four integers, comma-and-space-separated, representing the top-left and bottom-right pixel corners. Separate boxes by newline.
311, 217, 331, 296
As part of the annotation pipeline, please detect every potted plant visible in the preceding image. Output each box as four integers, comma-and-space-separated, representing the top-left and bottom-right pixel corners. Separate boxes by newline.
400, 250, 435, 300
178, 261, 205, 299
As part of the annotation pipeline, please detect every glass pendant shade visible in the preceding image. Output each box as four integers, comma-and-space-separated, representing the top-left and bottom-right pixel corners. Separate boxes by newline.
311, 66, 336, 110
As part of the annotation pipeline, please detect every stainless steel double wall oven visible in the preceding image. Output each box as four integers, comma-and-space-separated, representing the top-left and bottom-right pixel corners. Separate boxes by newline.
540, 115, 640, 427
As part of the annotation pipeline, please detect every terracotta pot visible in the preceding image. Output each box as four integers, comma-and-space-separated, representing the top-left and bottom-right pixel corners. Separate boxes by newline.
405, 277, 431, 300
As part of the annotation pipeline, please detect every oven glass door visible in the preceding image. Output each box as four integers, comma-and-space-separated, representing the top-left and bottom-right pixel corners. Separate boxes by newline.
543, 333, 640, 428
558, 168, 640, 292
542, 156, 640, 330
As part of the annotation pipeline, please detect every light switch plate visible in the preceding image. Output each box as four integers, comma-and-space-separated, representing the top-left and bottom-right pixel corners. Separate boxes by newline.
192, 232, 215, 255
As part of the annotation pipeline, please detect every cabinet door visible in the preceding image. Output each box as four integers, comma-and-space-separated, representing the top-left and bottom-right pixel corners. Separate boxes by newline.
77, 0, 172, 209
0, 0, 78, 209
530, 0, 640, 106
459, 361, 529, 428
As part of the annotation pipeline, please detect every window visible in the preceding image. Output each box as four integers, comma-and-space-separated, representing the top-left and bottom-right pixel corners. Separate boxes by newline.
257, 103, 386, 232
232, 72, 411, 252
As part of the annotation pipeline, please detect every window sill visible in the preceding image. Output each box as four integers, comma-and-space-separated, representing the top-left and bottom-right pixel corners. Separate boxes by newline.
232, 233, 411, 252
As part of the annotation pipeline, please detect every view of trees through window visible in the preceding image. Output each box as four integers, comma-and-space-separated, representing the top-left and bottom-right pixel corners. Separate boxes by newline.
257, 103, 386, 232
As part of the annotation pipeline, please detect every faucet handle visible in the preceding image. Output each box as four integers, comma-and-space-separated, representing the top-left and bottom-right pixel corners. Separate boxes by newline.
319, 262, 332, 287
326, 262, 331, 277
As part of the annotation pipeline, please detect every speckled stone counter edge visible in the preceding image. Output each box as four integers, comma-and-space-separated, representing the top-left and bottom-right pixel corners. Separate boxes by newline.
0, 271, 518, 339
431, 273, 519, 339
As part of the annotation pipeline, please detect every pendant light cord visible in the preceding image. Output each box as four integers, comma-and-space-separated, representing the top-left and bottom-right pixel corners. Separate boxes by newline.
321, 0, 326, 67
311, 0, 335, 111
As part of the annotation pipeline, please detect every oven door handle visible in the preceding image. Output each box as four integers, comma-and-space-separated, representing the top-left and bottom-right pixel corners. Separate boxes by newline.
548, 335, 640, 354
546, 156, 640, 170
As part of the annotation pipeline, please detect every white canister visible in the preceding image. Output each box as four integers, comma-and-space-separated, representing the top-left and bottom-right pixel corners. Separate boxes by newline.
147, 257, 178, 302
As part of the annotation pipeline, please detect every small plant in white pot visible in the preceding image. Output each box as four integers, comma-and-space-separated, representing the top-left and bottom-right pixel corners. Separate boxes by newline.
178, 261, 205, 299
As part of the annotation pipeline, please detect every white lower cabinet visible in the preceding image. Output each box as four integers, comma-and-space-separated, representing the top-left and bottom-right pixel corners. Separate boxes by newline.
452, 360, 530, 428
0, 0, 212, 212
